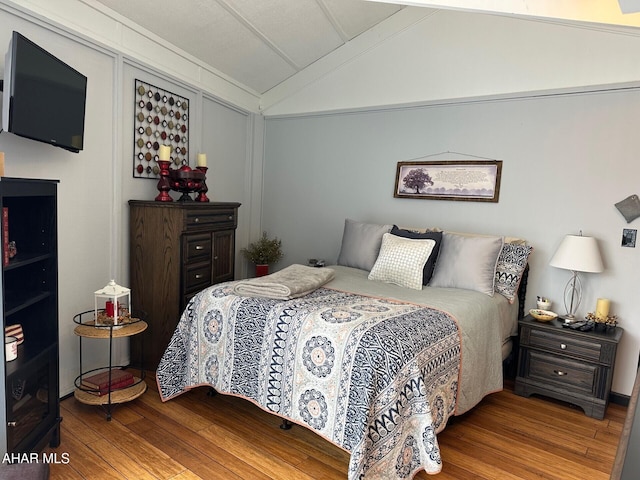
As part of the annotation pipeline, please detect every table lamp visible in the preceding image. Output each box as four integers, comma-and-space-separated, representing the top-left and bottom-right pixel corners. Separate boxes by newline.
549, 233, 604, 322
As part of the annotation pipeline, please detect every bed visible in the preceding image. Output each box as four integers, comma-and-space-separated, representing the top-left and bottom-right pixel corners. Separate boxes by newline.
156, 221, 532, 479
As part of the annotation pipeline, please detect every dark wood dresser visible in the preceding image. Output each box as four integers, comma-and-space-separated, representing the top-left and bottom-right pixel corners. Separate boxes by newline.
128, 200, 240, 370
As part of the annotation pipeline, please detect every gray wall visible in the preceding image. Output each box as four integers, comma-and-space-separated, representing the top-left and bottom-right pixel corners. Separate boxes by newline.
263, 86, 640, 395
0, 8, 255, 396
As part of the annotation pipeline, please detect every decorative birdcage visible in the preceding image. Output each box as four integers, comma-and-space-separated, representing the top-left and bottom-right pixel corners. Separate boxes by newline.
94, 280, 131, 328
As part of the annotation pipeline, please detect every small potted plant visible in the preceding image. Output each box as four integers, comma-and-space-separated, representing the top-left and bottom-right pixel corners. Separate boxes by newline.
240, 231, 283, 276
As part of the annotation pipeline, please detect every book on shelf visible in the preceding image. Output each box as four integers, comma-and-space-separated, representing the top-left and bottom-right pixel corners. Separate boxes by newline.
2, 207, 8, 266
81, 369, 134, 396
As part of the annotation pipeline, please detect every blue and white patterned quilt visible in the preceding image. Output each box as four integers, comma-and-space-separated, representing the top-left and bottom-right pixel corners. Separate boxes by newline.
157, 281, 463, 479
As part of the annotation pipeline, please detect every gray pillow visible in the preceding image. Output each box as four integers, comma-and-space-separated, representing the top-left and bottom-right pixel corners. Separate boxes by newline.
337, 219, 392, 271
429, 232, 504, 296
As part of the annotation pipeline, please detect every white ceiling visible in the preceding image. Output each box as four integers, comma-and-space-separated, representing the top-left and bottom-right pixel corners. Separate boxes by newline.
93, 0, 404, 94
92, 0, 640, 97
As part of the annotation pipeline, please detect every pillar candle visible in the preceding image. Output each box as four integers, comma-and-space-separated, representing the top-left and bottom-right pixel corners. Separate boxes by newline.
158, 145, 171, 161
105, 300, 114, 317
595, 298, 610, 320
197, 153, 207, 167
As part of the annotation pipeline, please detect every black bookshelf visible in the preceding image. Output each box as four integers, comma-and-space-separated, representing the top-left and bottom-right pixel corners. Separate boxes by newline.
0, 177, 60, 456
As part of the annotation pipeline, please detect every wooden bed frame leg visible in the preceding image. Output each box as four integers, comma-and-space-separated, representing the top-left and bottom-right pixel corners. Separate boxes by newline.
280, 419, 292, 430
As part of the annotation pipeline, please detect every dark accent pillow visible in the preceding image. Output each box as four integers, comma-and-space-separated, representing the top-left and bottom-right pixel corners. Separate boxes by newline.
390, 226, 442, 285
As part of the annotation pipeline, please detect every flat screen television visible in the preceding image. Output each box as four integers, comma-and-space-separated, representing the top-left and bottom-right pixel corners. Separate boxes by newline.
1, 31, 87, 153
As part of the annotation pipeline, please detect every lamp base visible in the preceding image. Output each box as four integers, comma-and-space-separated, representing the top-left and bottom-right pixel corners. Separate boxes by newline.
560, 314, 578, 324
562, 271, 583, 323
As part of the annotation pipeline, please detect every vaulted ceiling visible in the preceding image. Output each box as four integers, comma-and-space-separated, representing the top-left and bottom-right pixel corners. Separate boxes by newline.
93, 0, 405, 94
93, 0, 640, 97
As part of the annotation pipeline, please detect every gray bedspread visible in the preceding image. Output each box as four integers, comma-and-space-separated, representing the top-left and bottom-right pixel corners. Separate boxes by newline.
156, 265, 518, 479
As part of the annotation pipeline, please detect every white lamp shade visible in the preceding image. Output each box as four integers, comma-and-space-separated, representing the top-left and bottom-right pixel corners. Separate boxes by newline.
549, 234, 604, 273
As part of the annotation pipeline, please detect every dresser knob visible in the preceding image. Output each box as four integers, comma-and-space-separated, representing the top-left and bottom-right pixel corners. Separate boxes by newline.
195, 274, 204, 279
553, 370, 567, 376
560, 343, 567, 350
214, 256, 218, 260
195, 245, 204, 250
194, 217, 199, 223
228, 215, 233, 220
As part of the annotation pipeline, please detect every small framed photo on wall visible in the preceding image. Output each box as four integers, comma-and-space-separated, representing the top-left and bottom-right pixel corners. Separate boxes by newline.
622, 228, 637, 247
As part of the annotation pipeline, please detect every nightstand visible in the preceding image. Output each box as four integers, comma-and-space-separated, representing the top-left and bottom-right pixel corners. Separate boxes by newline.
515, 315, 623, 419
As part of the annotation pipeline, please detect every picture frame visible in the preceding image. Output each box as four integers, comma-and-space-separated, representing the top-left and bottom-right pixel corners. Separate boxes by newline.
394, 160, 502, 202
622, 228, 637, 248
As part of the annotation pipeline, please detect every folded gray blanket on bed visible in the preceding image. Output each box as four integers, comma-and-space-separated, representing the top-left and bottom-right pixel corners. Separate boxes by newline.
232, 264, 335, 300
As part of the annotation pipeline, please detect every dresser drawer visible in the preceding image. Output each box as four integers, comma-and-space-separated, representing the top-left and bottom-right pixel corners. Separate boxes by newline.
523, 327, 602, 362
186, 209, 236, 229
526, 350, 597, 395
184, 263, 212, 294
184, 233, 211, 263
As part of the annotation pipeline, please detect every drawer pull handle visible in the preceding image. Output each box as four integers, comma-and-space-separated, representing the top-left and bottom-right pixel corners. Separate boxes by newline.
560, 343, 567, 350
195, 274, 204, 279
194, 217, 199, 223
214, 256, 218, 260
7, 421, 16, 427
195, 245, 204, 250
228, 215, 233, 220
554, 370, 567, 376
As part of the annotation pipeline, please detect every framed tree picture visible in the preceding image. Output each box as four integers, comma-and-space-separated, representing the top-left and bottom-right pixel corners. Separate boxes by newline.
394, 160, 502, 202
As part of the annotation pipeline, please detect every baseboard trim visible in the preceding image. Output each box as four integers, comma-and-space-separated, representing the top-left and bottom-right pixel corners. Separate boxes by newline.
610, 391, 630, 407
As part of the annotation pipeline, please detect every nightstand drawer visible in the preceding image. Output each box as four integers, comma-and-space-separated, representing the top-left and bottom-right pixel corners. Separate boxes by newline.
184, 234, 212, 263
527, 350, 597, 395
525, 327, 601, 362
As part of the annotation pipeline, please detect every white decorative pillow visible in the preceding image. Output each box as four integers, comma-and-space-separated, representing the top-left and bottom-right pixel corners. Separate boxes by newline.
429, 232, 504, 296
368, 233, 436, 290
337, 219, 392, 271
495, 243, 533, 303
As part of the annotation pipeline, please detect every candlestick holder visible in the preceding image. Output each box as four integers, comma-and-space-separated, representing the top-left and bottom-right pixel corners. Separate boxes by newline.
169, 166, 205, 201
195, 166, 210, 202
155, 160, 173, 202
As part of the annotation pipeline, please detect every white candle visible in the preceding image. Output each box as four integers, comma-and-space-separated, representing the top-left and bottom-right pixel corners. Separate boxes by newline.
197, 153, 207, 167
158, 145, 171, 161
595, 298, 610, 320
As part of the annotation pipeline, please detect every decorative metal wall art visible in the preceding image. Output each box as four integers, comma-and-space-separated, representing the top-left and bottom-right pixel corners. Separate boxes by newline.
133, 79, 190, 178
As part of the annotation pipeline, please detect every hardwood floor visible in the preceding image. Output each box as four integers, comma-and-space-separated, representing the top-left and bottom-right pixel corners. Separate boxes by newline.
45, 375, 626, 479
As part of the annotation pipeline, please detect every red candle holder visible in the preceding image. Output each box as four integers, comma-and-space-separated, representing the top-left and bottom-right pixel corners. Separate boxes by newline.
195, 166, 210, 202
155, 160, 173, 202
169, 165, 205, 202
